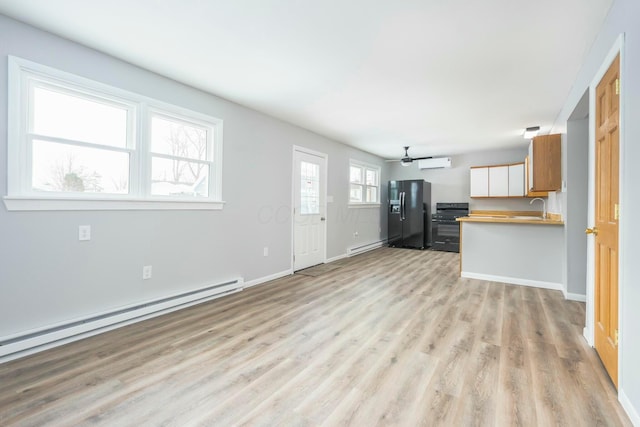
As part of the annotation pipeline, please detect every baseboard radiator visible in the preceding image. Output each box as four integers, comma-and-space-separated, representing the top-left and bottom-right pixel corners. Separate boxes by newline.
0, 278, 243, 362
347, 240, 385, 256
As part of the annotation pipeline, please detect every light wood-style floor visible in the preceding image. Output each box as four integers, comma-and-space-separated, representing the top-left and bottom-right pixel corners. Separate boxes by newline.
0, 248, 632, 426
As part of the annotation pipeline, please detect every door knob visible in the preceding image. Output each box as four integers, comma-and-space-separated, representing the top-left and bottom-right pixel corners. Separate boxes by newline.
585, 227, 598, 236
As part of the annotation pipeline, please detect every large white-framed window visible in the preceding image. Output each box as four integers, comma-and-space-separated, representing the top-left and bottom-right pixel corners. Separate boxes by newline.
349, 160, 380, 206
5, 56, 224, 211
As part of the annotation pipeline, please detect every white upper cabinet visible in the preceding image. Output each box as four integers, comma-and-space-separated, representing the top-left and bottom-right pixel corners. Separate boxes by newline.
489, 165, 509, 197
508, 163, 525, 197
470, 162, 526, 198
470, 167, 489, 197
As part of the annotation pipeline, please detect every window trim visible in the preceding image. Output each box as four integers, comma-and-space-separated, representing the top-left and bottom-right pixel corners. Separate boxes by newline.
348, 159, 381, 207
4, 56, 224, 211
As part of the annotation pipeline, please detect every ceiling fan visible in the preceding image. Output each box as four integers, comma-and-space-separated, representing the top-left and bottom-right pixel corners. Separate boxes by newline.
387, 146, 431, 167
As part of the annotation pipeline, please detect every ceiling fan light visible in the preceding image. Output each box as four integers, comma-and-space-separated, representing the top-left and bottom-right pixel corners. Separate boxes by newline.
401, 160, 411, 167
523, 126, 540, 139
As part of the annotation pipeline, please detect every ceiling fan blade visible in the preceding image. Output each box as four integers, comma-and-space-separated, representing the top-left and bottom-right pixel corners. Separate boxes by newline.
412, 156, 433, 161
385, 159, 401, 162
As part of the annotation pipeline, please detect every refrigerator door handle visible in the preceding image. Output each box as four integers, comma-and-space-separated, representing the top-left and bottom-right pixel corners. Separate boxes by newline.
400, 192, 405, 220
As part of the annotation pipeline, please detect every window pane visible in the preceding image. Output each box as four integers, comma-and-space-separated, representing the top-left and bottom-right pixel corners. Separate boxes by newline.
151, 116, 208, 161
350, 184, 363, 203
32, 140, 129, 193
151, 157, 209, 197
366, 186, 378, 203
33, 87, 128, 148
300, 161, 319, 214
366, 169, 378, 186
350, 166, 362, 184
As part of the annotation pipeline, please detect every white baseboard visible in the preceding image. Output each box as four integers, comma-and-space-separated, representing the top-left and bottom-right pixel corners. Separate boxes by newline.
244, 269, 292, 288
460, 272, 563, 291
619, 388, 640, 426
0, 278, 243, 364
347, 240, 385, 256
583, 326, 594, 347
326, 254, 348, 263
325, 241, 385, 264
564, 292, 587, 302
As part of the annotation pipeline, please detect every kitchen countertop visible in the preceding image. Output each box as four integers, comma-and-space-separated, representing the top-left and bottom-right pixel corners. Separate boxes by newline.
456, 210, 564, 226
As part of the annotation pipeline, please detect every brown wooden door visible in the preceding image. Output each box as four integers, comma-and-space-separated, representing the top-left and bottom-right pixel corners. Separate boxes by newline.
593, 53, 620, 388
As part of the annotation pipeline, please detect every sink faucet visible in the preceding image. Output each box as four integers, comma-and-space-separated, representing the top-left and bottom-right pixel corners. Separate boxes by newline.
530, 197, 546, 219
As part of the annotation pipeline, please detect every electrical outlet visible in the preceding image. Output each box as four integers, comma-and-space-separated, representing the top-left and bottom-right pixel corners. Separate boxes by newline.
353, 231, 359, 238
263, 247, 269, 257
79, 225, 91, 241
142, 265, 152, 280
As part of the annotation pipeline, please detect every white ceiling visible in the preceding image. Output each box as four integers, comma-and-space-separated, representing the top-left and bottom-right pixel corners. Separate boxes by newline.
0, 0, 613, 160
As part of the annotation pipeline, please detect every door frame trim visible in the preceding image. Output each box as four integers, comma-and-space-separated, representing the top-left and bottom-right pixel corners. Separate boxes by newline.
584, 33, 625, 385
291, 145, 329, 272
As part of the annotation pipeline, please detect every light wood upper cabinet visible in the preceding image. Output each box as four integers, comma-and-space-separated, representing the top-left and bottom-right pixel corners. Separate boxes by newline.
528, 134, 561, 191
525, 155, 549, 197
470, 167, 489, 197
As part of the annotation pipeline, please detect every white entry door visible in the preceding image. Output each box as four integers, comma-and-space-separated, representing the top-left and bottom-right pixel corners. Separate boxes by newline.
293, 148, 326, 271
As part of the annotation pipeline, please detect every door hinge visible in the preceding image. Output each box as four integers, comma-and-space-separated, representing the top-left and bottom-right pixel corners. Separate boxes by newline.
615, 329, 619, 346
614, 203, 620, 220
615, 78, 620, 95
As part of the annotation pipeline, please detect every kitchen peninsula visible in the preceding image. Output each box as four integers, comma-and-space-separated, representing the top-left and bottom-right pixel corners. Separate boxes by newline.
457, 211, 566, 295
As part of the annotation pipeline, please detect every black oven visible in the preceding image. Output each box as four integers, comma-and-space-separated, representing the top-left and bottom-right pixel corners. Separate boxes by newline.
431, 202, 469, 252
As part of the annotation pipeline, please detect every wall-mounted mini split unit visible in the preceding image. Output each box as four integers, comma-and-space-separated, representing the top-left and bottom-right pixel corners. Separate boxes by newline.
418, 157, 452, 169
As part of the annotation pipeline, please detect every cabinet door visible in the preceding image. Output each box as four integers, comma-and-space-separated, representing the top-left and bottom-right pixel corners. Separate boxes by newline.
525, 155, 548, 197
489, 165, 509, 197
508, 163, 525, 196
531, 134, 561, 191
528, 142, 534, 192
470, 167, 489, 197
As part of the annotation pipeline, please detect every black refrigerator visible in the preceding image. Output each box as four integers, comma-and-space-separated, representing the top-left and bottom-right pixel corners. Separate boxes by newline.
388, 180, 431, 249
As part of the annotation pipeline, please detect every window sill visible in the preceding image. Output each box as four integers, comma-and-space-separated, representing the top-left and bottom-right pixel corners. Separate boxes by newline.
348, 203, 381, 209
3, 196, 226, 212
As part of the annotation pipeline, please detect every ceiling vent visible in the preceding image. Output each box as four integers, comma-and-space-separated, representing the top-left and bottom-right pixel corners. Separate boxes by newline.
417, 157, 452, 169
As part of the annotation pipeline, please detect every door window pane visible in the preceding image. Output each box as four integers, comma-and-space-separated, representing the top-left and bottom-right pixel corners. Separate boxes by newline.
33, 87, 128, 148
32, 140, 129, 193
300, 161, 319, 214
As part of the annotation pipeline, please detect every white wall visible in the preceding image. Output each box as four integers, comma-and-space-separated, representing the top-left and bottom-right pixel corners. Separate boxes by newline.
0, 15, 386, 339
388, 146, 542, 213
552, 0, 640, 421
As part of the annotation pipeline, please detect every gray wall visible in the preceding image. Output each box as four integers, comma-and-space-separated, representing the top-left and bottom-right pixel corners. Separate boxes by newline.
388, 146, 542, 213
564, 116, 589, 297
553, 0, 640, 419
461, 222, 564, 286
0, 15, 386, 338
